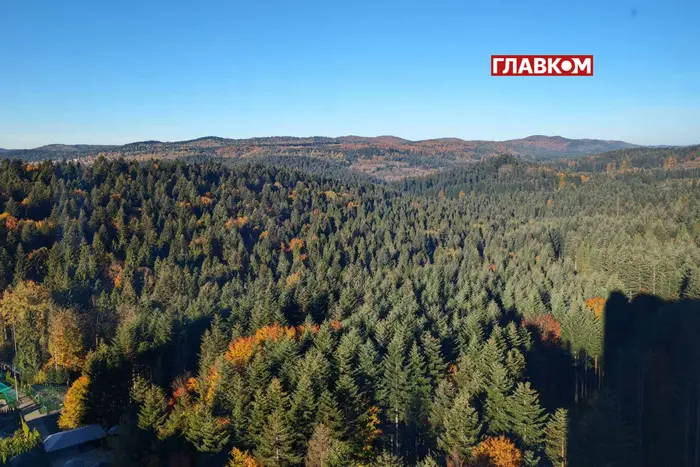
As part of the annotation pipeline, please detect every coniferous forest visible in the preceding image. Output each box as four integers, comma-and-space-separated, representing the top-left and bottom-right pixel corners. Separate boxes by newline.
1, 151, 699, 467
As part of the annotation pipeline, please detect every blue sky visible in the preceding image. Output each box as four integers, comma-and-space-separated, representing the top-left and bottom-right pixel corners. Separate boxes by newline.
1, 0, 699, 148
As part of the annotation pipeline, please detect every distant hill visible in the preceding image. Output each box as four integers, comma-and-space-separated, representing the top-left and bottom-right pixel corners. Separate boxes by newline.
1, 135, 641, 179
548, 144, 700, 172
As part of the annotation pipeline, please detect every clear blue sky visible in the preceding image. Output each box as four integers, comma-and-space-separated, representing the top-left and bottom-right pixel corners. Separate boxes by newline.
1, 0, 699, 148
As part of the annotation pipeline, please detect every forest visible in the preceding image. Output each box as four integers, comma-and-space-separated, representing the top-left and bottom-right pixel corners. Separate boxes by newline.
0, 150, 699, 466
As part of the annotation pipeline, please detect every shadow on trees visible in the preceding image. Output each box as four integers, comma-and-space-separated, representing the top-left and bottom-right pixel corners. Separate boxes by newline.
524, 324, 575, 412
566, 292, 700, 467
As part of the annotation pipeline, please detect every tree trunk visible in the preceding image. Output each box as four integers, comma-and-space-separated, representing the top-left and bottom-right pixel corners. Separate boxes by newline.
395, 412, 399, 456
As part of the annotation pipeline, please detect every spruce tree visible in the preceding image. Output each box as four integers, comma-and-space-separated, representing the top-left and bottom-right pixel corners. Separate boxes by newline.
137, 384, 168, 434
545, 408, 568, 467
421, 332, 446, 387
437, 391, 481, 464
256, 408, 300, 466
484, 362, 514, 435
315, 389, 345, 439
186, 405, 230, 453
507, 382, 547, 450
406, 341, 431, 459
378, 332, 408, 456
290, 372, 317, 442
248, 388, 269, 447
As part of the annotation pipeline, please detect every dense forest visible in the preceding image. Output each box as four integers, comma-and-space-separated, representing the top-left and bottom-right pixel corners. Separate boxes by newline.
0, 152, 699, 466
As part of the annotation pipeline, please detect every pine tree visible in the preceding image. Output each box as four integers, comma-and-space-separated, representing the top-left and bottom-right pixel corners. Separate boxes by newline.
223, 371, 250, 446
545, 409, 568, 467
334, 372, 362, 439
316, 389, 345, 438
186, 405, 230, 453
437, 391, 481, 464
249, 388, 269, 447
507, 382, 547, 450
484, 362, 514, 435
137, 384, 168, 433
357, 339, 380, 396
12, 244, 28, 285
199, 314, 229, 376
256, 408, 300, 466
247, 352, 271, 391
406, 341, 431, 459
421, 332, 446, 387
416, 456, 439, 467
429, 379, 456, 433
290, 372, 317, 442
375, 451, 404, 466
379, 332, 408, 455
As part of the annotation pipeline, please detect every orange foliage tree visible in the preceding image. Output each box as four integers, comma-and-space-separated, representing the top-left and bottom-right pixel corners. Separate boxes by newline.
522, 314, 561, 343
225, 323, 323, 370
472, 436, 523, 467
585, 296, 606, 317
225, 336, 256, 369
288, 238, 305, 251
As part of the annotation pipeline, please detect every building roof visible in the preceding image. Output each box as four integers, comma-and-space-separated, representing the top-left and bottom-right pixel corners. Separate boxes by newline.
42, 424, 107, 453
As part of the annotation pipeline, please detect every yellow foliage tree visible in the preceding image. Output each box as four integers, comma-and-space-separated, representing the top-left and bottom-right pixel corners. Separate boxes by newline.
225, 336, 256, 369
48, 307, 84, 370
58, 375, 90, 429
585, 296, 606, 317
229, 447, 262, 467
472, 436, 523, 467
0, 281, 52, 379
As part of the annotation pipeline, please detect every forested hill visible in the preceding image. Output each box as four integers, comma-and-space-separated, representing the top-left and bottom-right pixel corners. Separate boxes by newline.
547, 144, 700, 172
0, 155, 699, 466
0, 135, 639, 181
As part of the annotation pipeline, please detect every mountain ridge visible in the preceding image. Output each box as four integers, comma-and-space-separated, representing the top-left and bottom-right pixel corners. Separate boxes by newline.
1, 135, 645, 180
2, 134, 640, 152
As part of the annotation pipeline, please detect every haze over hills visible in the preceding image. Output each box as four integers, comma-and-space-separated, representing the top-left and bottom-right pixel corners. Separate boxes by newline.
0, 134, 642, 180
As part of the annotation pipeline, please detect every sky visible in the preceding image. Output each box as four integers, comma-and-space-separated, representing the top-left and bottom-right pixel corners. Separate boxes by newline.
1, 0, 699, 148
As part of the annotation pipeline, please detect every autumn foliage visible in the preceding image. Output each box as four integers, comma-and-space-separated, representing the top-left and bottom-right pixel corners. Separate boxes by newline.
59, 375, 90, 429
225, 336, 256, 369
288, 237, 305, 251
225, 323, 322, 369
522, 314, 561, 343
0, 212, 18, 230
360, 405, 382, 454
472, 436, 523, 467
228, 448, 262, 467
226, 216, 248, 230
585, 296, 606, 317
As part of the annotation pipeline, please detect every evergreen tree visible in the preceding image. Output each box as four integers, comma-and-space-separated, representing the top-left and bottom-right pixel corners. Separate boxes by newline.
137, 384, 168, 434
379, 332, 409, 455
484, 362, 514, 435
545, 408, 568, 467
507, 382, 547, 450
290, 371, 317, 442
256, 407, 300, 466
316, 389, 345, 438
186, 404, 231, 453
437, 391, 482, 464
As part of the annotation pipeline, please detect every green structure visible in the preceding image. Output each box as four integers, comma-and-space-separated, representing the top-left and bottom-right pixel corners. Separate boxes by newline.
0, 382, 17, 405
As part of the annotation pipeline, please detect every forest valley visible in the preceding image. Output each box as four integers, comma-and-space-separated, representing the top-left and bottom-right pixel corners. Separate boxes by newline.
0, 148, 699, 467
